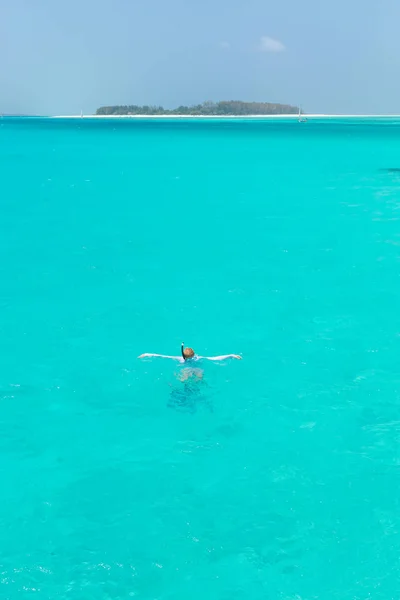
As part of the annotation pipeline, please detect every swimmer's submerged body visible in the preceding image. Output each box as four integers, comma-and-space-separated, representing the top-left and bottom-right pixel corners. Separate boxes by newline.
139, 343, 242, 363
168, 368, 212, 413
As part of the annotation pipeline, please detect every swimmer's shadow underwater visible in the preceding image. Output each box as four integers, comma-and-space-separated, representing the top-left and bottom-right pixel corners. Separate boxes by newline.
167, 367, 214, 414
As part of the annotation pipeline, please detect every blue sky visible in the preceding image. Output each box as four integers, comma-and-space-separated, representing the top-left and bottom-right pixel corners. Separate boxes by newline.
2, 0, 400, 114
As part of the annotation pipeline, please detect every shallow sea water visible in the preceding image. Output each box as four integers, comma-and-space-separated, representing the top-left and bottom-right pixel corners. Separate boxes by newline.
1, 117, 400, 598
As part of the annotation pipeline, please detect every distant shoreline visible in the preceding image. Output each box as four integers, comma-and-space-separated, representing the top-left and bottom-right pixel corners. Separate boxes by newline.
51, 114, 400, 119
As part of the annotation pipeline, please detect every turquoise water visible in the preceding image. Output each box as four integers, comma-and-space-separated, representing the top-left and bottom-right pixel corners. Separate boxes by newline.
1, 117, 400, 598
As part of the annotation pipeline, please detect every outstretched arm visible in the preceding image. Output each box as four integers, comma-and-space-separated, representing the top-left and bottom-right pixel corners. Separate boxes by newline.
200, 354, 242, 361
138, 353, 182, 360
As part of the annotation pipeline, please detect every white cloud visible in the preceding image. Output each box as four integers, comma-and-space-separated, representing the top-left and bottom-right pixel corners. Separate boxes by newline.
219, 41, 230, 49
259, 36, 285, 53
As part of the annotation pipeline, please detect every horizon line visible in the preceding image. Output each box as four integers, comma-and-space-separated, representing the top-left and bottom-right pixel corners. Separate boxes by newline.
5, 113, 400, 119
50, 114, 400, 119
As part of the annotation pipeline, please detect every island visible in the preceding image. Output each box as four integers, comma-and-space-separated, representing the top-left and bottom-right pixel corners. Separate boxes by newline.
96, 101, 299, 117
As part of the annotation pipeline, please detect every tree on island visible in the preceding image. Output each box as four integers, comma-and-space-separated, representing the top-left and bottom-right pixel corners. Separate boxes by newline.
96, 101, 299, 116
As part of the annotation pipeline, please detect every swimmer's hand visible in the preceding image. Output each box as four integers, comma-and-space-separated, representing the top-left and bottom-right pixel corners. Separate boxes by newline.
232, 355, 242, 360
138, 353, 151, 358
